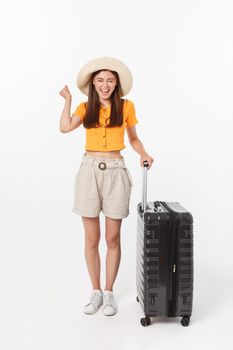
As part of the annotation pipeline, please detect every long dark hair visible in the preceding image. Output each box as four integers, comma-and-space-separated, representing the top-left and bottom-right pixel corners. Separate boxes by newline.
83, 69, 124, 129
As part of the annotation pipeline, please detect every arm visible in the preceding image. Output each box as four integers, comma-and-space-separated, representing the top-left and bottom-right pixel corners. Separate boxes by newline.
59, 85, 83, 133
126, 125, 154, 169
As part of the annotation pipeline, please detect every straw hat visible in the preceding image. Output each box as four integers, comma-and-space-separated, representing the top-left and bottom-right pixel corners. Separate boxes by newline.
76, 56, 133, 96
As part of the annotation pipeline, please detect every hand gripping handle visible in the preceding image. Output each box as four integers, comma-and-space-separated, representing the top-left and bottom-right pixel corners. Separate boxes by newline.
142, 161, 149, 212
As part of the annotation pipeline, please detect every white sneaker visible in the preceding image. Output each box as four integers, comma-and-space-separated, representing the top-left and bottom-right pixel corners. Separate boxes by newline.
103, 290, 118, 316
83, 290, 103, 315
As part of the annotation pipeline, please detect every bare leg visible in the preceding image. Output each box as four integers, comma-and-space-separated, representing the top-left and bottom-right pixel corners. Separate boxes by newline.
82, 216, 101, 290
104, 216, 122, 291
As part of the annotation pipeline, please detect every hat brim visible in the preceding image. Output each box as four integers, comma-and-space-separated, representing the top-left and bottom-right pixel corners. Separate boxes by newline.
76, 57, 133, 97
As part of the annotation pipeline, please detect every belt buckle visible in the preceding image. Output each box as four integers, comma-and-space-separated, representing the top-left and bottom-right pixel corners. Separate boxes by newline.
98, 162, 107, 170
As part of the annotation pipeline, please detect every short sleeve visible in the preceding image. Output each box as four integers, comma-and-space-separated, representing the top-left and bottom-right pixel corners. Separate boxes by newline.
125, 100, 139, 127
72, 102, 86, 121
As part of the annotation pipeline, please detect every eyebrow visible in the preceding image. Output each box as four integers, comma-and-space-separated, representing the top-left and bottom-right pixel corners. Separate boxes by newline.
96, 77, 115, 80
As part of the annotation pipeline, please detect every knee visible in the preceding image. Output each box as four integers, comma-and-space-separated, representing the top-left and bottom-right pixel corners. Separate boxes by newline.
85, 233, 100, 249
106, 232, 120, 249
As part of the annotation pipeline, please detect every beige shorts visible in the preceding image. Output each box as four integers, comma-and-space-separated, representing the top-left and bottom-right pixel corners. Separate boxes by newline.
72, 153, 134, 219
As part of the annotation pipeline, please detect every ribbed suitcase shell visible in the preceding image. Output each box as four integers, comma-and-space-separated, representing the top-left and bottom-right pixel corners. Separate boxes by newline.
136, 200, 194, 326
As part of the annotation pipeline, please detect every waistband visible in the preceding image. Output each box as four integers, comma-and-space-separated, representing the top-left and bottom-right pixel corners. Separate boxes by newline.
81, 153, 126, 169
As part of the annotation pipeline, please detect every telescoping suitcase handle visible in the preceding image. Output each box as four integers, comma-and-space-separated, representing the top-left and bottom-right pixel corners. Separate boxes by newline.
142, 160, 149, 212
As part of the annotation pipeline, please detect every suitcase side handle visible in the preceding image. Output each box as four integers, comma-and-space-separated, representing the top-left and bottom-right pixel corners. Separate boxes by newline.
142, 160, 149, 212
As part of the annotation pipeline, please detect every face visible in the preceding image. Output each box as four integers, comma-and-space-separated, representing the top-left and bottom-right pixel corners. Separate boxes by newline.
92, 70, 117, 103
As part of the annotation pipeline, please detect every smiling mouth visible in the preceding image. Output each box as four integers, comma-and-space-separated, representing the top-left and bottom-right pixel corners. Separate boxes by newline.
100, 89, 110, 93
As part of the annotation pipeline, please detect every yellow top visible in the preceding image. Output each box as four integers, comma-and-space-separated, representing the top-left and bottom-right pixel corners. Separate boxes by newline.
72, 99, 138, 151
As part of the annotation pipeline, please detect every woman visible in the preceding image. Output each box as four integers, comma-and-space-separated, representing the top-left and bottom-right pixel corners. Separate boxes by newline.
59, 57, 154, 316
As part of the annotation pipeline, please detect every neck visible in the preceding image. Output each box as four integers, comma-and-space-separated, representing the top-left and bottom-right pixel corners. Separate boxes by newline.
99, 98, 111, 107
101, 102, 110, 106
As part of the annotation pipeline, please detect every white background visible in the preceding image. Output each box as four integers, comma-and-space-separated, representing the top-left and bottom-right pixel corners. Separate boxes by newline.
0, 0, 233, 349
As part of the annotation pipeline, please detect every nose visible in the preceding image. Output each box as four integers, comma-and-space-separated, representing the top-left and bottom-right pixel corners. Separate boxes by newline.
102, 81, 109, 88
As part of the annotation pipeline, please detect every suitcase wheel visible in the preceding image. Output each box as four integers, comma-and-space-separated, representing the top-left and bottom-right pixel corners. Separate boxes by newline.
140, 317, 151, 327
136, 296, 139, 302
181, 316, 190, 327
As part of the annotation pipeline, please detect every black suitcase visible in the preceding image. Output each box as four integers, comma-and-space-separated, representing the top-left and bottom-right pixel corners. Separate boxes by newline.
136, 161, 194, 327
